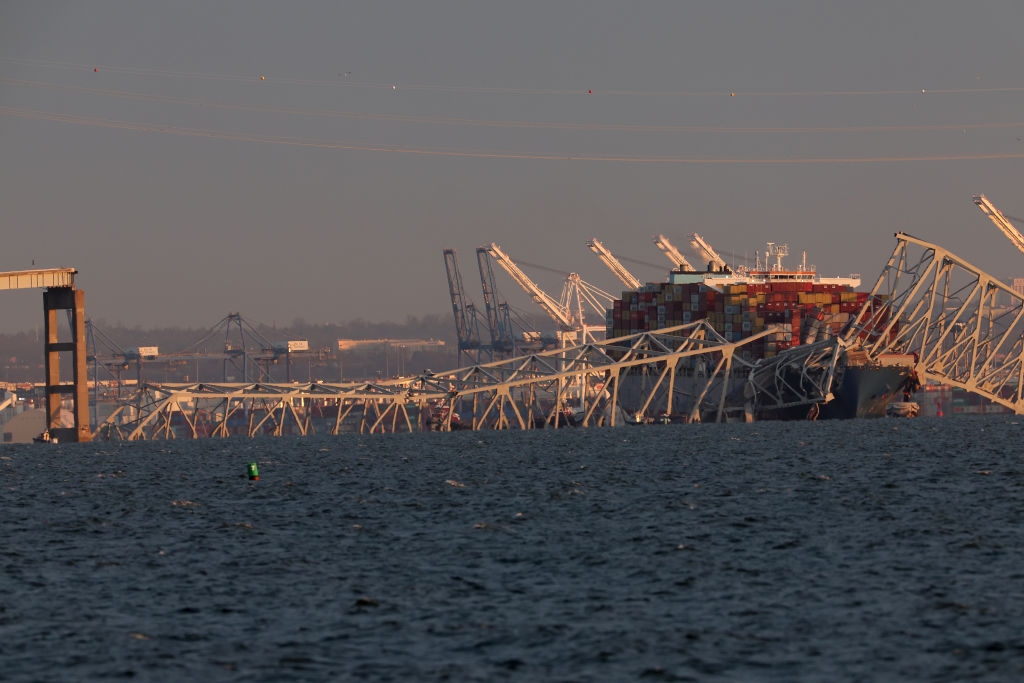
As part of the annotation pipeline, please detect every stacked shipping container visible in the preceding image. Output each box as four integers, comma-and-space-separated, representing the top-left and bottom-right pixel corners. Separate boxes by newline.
607, 280, 871, 360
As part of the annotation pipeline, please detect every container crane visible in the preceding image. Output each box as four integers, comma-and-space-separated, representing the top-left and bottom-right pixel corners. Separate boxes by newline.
85, 319, 133, 426
476, 247, 517, 356
972, 193, 1024, 256
586, 238, 641, 290
689, 232, 727, 271
485, 243, 575, 332
486, 243, 611, 344
443, 248, 486, 364
168, 313, 281, 383
653, 234, 695, 271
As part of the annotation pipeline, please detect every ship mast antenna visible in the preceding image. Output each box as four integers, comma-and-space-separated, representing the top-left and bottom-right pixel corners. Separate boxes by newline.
765, 242, 788, 271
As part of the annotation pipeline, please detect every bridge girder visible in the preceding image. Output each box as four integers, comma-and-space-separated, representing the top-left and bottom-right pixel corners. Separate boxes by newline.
844, 232, 1024, 412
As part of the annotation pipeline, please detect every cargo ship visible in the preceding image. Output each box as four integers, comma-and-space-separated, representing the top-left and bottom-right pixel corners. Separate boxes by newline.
606, 243, 915, 420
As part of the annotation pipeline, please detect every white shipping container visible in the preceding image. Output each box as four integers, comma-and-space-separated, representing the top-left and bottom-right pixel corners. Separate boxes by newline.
275, 340, 309, 352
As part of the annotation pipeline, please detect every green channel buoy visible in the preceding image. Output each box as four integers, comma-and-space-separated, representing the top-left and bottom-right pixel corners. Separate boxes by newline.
247, 462, 260, 481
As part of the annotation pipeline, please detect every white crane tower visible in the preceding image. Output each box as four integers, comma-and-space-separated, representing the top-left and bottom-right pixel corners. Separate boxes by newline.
586, 238, 641, 290
973, 193, 1024, 256
652, 234, 695, 271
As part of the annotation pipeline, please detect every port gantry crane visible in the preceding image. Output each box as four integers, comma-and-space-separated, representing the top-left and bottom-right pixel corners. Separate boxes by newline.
476, 247, 517, 357
689, 232, 728, 271
85, 319, 134, 427
443, 248, 487, 365
973, 193, 1024, 256
485, 242, 575, 341
586, 238, 642, 290
485, 243, 611, 345
184, 313, 284, 382
653, 234, 695, 272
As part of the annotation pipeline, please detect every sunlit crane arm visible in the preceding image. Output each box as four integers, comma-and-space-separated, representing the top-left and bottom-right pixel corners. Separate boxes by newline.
653, 234, 694, 271
486, 243, 575, 330
586, 238, 642, 289
689, 232, 727, 270
973, 193, 1024, 257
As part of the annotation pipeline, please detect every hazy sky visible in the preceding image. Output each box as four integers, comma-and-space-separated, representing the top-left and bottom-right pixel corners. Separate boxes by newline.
3, 1, 1024, 334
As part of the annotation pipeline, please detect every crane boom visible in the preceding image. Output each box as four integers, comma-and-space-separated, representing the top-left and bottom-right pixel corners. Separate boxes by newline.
973, 193, 1024, 257
485, 243, 575, 330
653, 234, 694, 271
689, 232, 727, 270
586, 238, 641, 289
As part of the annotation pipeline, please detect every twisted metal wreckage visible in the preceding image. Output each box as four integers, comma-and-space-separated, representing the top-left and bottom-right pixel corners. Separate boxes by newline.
98, 232, 1024, 439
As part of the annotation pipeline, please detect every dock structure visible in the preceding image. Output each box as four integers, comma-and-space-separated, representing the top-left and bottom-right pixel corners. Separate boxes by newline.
1, 268, 91, 443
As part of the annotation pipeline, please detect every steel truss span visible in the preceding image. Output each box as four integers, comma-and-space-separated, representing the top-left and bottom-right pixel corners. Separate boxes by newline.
844, 232, 1024, 413
98, 321, 777, 440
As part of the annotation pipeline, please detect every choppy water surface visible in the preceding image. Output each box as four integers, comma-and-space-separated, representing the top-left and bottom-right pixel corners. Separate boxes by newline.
3, 416, 1024, 681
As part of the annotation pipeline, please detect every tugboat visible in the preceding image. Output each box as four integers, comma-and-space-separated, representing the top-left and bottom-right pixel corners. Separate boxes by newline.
886, 401, 920, 418
886, 381, 921, 418
427, 397, 468, 430
33, 430, 57, 444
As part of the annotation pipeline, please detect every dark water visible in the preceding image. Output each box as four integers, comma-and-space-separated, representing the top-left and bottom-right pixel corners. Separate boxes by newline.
3, 416, 1024, 682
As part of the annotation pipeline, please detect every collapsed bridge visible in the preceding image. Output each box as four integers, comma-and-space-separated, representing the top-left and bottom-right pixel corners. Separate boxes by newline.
99, 320, 776, 439
97, 232, 1024, 439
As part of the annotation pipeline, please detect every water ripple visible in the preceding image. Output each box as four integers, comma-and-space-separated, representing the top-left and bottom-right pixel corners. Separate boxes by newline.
3, 416, 1024, 681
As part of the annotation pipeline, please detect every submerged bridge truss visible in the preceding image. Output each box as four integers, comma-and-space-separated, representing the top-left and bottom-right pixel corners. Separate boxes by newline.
843, 232, 1024, 412
98, 321, 780, 439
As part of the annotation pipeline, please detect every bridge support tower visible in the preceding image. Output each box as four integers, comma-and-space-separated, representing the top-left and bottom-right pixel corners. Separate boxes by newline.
43, 287, 91, 443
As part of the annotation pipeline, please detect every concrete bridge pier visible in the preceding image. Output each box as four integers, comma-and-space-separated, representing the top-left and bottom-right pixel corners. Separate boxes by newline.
43, 287, 91, 443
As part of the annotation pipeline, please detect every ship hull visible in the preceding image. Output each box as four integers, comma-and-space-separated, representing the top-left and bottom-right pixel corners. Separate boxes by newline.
609, 355, 913, 423
754, 363, 913, 421
826, 364, 914, 419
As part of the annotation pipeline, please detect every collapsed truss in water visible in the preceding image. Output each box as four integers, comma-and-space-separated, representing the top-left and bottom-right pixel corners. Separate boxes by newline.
97, 321, 782, 439
743, 337, 848, 419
